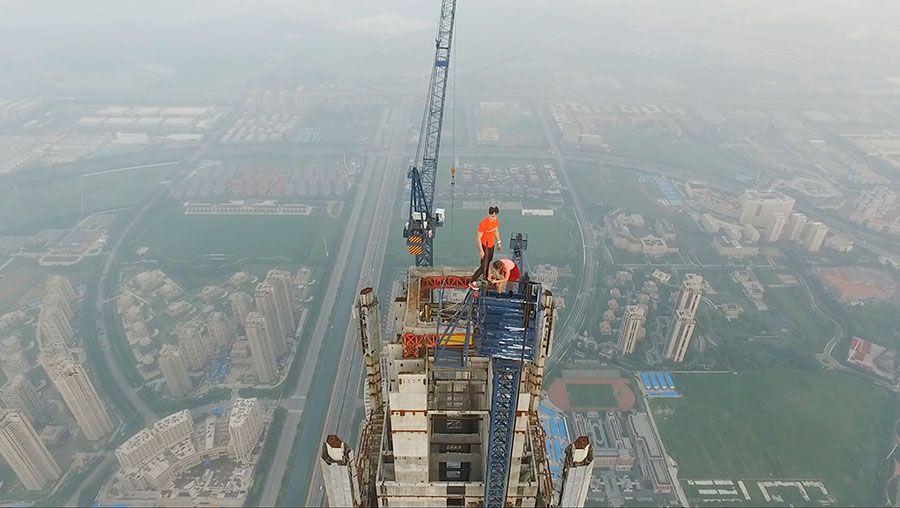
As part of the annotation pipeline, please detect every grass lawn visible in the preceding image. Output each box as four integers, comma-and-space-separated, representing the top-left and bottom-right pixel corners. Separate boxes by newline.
766, 287, 833, 351
602, 127, 755, 180
137, 207, 343, 266
650, 371, 890, 506
567, 162, 660, 217
566, 383, 618, 407
0, 163, 178, 232
0, 262, 49, 311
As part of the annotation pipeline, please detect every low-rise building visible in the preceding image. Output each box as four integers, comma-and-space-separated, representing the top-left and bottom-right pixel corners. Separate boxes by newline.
627, 413, 673, 494
712, 235, 759, 257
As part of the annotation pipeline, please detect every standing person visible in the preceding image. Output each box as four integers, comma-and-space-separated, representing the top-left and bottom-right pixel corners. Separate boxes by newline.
469, 206, 501, 289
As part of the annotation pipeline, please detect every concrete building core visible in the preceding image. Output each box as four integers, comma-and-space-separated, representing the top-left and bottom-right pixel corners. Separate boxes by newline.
322, 267, 589, 507
558, 436, 594, 507
321, 435, 361, 508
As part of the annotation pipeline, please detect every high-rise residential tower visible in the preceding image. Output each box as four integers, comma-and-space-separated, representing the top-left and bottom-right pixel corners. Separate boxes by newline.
158, 345, 192, 398
0, 375, 45, 423
664, 274, 703, 363
174, 321, 211, 371
0, 410, 61, 490
765, 213, 786, 242
785, 212, 808, 242
265, 270, 296, 342
43, 356, 113, 440
255, 283, 286, 356
37, 296, 74, 349
45, 275, 77, 308
206, 311, 232, 350
617, 305, 646, 355
229, 397, 264, 463
245, 313, 277, 384
803, 222, 829, 252
229, 292, 253, 328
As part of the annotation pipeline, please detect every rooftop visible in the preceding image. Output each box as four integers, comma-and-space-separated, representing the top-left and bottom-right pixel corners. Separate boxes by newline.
229, 398, 258, 429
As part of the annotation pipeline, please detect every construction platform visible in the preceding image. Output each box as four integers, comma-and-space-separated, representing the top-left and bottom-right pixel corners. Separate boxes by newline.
317, 267, 596, 507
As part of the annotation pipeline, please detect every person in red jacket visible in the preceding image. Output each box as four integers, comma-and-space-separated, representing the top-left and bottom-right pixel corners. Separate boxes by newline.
469, 206, 501, 290
488, 258, 520, 292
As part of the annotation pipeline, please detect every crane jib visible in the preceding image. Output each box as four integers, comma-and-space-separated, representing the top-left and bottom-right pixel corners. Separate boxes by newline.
404, 0, 456, 268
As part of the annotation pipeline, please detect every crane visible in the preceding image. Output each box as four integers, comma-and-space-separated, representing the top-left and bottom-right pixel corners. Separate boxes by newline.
403, 0, 457, 267
401, 2, 541, 505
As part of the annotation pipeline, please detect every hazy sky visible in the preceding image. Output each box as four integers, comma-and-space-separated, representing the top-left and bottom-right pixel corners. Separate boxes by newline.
2, 0, 900, 94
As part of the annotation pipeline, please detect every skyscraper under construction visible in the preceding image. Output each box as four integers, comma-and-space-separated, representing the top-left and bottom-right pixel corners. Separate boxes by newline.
321, 265, 594, 507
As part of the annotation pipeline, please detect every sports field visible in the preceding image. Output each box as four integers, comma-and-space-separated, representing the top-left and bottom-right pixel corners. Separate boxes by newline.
548, 377, 636, 411
137, 208, 343, 265
650, 371, 889, 506
566, 383, 618, 408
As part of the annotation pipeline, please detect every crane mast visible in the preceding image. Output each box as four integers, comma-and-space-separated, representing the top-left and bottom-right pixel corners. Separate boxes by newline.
404, 0, 457, 267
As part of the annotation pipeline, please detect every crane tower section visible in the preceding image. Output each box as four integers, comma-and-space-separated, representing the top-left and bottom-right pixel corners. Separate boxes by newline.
403, 0, 456, 267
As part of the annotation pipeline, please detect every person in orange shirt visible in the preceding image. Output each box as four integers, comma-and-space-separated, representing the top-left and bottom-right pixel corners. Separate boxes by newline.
469, 206, 501, 290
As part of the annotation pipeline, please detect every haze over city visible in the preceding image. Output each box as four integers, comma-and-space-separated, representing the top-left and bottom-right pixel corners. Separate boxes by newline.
1, 0, 900, 506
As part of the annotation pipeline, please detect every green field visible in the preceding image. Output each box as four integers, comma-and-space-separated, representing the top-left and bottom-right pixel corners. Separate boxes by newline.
602, 127, 755, 180
0, 163, 179, 232
137, 207, 343, 265
566, 383, 618, 407
651, 371, 890, 506
766, 287, 833, 351
567, 162, 659, 216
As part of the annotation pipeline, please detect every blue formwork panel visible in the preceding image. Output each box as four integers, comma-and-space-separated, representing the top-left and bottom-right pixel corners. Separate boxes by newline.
664, 372, 675, 390
641, 372, 651, 389
477, 292, 539, 363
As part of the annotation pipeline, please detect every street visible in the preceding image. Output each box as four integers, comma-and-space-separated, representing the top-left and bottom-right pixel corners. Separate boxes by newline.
258, 95, 412, 506
303, 93, 411, 507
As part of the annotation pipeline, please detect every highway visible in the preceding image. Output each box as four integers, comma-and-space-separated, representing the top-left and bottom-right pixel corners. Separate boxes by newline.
302, 92, 412, 506
258, 96, 412, 507
93, 166, 179, 425
256, 151, 378, 507
537, 108, 597, 373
